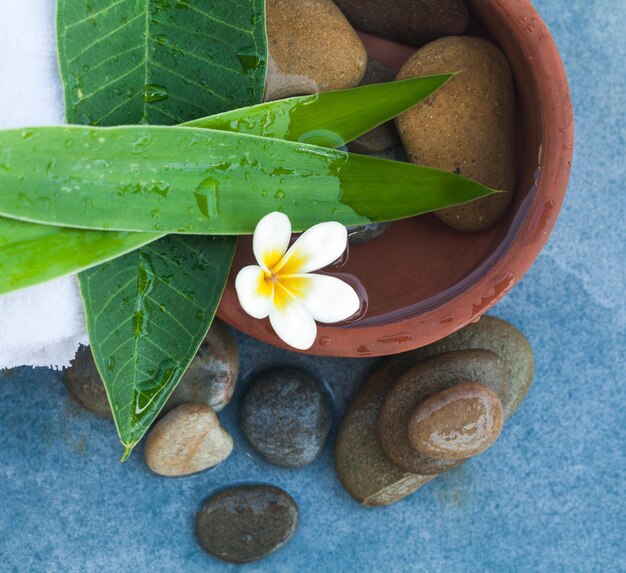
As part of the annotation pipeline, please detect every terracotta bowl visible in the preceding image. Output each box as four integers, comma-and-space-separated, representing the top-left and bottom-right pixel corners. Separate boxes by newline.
217, 0, 574, 357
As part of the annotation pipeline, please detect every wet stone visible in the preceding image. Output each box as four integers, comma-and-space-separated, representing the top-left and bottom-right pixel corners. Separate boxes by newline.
144, 404, 233, 477
348, 222, 391, 245
335, 364, 435, 507
63, 345, 112, 419
241, 369, 332, 468
377, 350, 508, 474
409, 316, 535, 418
164, 319, 239, 414
408, 381, 504, 460
64, 320, 239, 420
196, 485, 299, 563
335, 317, 532, 506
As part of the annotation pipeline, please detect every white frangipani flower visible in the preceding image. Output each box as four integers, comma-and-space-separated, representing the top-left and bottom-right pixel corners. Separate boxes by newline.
235, 212, 361, 350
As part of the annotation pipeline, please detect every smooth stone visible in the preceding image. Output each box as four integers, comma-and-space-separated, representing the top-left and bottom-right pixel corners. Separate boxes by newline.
63, 345, 112, 419
163, 320, 239, 414
64, 321, 239, 420
377, 350, 509, 474
396, 36, 516, 231
241, 369, 332, 468
335, 365, 435, 507
408, 316, 534, 419
144, 404, 233, 477
333, 0, 468, 46
196, 485, 299, 563
348, 222, 392, 245
335, 321, 531, 505
348, 60, 401, 155
408, 381, 504, 460
265, 0, 367, 100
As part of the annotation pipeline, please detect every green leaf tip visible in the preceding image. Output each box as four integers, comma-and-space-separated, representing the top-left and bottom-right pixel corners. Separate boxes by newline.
0, 125, 496, 235
57, 0, 268, 456
0, 73, 455, 297
121, 445, 134, 462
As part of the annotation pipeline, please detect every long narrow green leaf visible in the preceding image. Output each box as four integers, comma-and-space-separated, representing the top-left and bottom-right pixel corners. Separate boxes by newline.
57, 0, 268, 457
0, 222, 158, 294
0, 74, 452, 295
185, 73, 455, 146
0, 125, 495, 234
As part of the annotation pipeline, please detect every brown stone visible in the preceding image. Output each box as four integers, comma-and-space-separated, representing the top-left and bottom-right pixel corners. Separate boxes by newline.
408, 382, 504, 459
407, 316, 534, 419
144, 404, 233, 477
163, 319, 239, 414
265, 0, 367, 100
334, 362, 434, 507
65, 321, 239, 420
63, 345, 112, 419
377, 350, 508, 474
347, 60, 401, 154
196, 485, 299, 563
396, 36, 516, 231
333, 0, 468, 46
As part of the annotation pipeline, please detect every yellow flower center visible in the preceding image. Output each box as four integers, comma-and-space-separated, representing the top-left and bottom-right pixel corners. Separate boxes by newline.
258, 251, 310, 312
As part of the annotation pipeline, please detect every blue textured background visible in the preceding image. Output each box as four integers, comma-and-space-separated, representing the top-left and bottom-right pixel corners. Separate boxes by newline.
1, 1, 624, 571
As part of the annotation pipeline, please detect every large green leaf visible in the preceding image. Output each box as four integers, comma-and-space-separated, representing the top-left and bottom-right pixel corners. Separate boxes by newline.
0, 125, 495, 233
57, 0, 267, 456
57, 0, 266, 125
79, 235, 234, 458
0, 74, 453, 295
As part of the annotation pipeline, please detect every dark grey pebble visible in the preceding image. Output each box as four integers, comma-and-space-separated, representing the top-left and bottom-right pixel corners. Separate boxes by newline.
196, 485, 299, 563
241, 369, 332, 468
333, 0, 468, 46
348, 59, 401, 155
348, 222, 392, 245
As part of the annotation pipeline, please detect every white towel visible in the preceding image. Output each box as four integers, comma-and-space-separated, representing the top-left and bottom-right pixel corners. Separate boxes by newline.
0, 0, 87, 369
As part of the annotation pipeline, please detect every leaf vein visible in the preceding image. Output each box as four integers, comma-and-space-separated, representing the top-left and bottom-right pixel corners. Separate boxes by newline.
68, 13, 144, 63
175, 0, 252, 35
64, 0, 129, 30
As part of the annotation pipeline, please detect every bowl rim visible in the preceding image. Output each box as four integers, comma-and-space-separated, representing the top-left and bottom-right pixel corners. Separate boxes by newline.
217, 0, 575, 357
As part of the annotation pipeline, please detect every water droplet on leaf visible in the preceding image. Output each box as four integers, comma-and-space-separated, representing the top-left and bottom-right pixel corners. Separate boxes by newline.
143, 84, 169, 103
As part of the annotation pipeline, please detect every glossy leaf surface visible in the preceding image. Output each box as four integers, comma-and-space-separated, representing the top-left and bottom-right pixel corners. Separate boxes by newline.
57, 0, 267, 456
57, 0, 267, 125
186, 73, 455, 146
0, 125, 495, 234
79, 235, 234, 457
0, 74, 453, 294
0, 222, 157, 295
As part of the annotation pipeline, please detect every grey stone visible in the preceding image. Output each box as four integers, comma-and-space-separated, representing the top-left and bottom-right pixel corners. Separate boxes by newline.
196, 485, 299, 563
241, 369, 332, 468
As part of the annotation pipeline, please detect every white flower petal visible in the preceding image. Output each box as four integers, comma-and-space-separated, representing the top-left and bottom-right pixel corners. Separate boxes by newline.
235, 265, 273, 319
295, 274, 361, 324
253, 211, 292, 272
276, 221, 347, 274
269, 290, 317, 350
